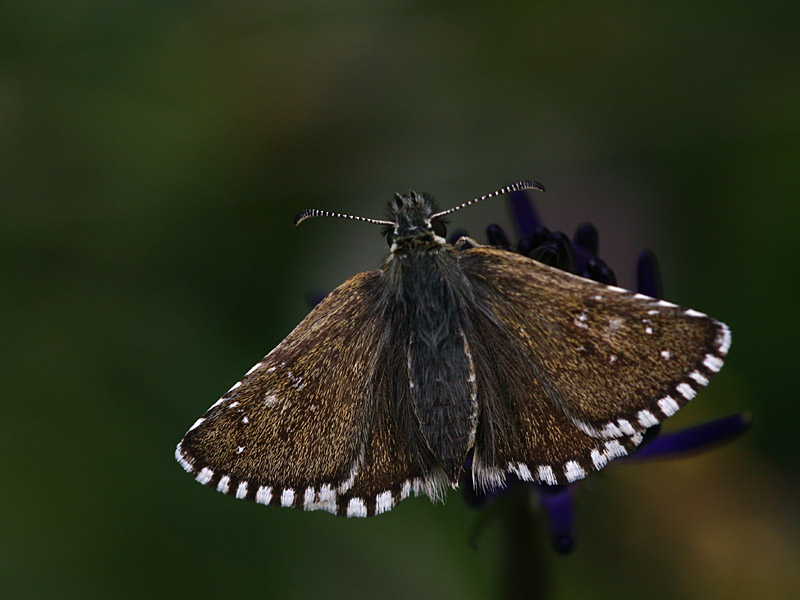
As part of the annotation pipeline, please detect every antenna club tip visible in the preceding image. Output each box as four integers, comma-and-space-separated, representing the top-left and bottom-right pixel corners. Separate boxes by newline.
519, 179, 546, 192
293, 210, 311, 227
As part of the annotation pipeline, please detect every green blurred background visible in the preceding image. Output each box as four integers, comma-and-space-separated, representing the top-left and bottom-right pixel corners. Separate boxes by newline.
2, 2, 799, 599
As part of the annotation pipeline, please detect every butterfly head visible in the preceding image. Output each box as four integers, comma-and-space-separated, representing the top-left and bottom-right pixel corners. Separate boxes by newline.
384, 191, 448, 250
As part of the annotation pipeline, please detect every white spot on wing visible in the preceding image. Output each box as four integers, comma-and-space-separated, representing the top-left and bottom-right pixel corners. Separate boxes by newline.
235, 481, 248, 499
174, 445, 194, 473
346, 497, 367, 518
618, 419, 636, 435
658, 396, 680, 417
601, 422, 623, 437
216, 475, 230, 494
564, 461, 586, 483
287, 371, 306, 390
657, 299, 678, 308
637, 409, 659, 427
236, 446, 244, 454
537, 465, 557, 485
280, 488, 295, 507
684, 308, 707, 318
400, 480, 412, 499
633, 293, 651, 300
188, 417, 205, 432
375, 491, 394, 515
196, 467, 214, 485
242, 416, 249, 424
677, 382, 696, 400
689, 371, 709, 386
661, 350, 671, 359
508, 462, 533, 481
591, 449, 608, 469
703, 354, 724, 372
604, 439, 627, 459
645, 326, 654, 335
717, 323, 732, 355
256, 485, 272, 505
303, 487, 316, 509
316, 485, 337, 514
318, 484, 335, 503
265, 394, 278, 407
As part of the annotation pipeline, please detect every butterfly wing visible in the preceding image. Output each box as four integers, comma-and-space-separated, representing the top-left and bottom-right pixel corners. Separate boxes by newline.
457, 245, 730, 487
176, 269, 446, 516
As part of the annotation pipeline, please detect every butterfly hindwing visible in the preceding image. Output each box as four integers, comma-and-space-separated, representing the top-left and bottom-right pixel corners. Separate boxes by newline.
462, 297, 645, 488
329, 312, 451, 516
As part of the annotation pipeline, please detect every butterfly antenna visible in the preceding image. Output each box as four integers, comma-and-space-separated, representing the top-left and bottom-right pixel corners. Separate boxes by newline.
430, 180, 546, 220
293, 208, 394, 227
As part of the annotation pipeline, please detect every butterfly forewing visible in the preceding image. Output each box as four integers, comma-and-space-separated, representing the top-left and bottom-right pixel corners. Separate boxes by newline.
457, 278, 644, 489
459, 246, 730, 443
177, 269, 450, 516
178, 271, 383, 511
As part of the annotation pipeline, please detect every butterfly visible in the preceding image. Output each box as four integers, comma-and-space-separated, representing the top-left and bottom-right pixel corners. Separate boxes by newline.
175, 180, 730, 517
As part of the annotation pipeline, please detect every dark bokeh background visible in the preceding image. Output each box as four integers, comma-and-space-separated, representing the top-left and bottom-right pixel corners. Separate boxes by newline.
2, 2, 799, 599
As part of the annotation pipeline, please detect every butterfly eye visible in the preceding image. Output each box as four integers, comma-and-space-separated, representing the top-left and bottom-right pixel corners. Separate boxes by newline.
431, 219, 447, 238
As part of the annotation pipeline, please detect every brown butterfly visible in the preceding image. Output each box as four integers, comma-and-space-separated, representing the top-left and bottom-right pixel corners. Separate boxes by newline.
176, 181, 730, 517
